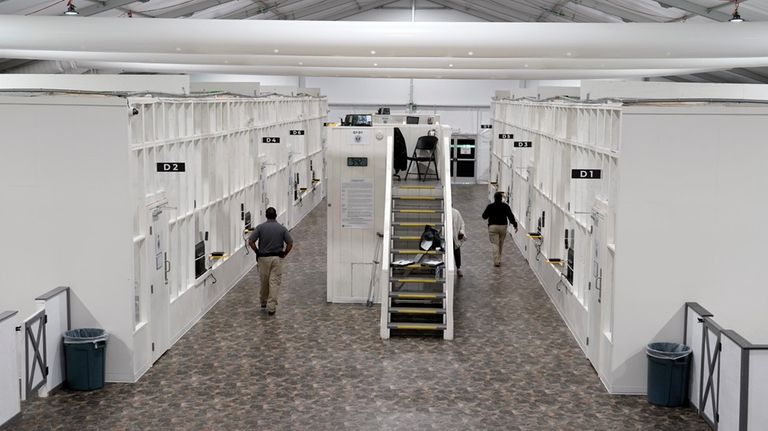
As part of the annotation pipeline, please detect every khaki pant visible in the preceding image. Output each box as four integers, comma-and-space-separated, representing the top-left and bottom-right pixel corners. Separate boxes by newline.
258, 256, 283, 312
488, 224, 508, 266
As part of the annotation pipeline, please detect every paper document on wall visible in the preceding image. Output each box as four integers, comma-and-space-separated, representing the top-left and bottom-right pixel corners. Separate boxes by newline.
460, 147, 472, 155
341, 179, 374, 228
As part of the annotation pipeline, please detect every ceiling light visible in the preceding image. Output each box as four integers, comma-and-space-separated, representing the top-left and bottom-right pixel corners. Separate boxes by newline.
273, 49, 280, 53
448, 64, 453, 67
467, 51, 474, 56
373, 63, 378, 67
729, 1, 744, 22
64, 1, 79, 15
370, 50, 376, 55
298, 62, 303, 66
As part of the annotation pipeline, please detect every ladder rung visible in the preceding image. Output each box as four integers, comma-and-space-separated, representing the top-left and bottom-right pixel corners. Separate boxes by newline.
387, 323, 446, 330
389, 307, 446, 315
393, 223, 444, 227
392, 236, 421, 240
392, 278, 444, 284
393, 196, 442, 201
389, 292, 445, 299
394, 209, 443, 214
391, 249, 444, 255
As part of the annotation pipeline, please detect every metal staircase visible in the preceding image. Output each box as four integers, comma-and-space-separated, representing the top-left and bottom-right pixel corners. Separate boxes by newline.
385, 183, 450, 335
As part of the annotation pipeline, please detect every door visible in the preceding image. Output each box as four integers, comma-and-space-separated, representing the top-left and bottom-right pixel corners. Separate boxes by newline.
149, 207, 170, 362
451, 136, 476, 184
587, 207, 606, 368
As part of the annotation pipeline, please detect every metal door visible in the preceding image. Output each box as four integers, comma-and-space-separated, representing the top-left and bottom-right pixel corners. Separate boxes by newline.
450, 136, 476, 184
149, 207, 170, 362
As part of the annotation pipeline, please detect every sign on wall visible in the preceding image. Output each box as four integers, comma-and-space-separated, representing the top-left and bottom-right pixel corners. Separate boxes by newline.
156, 162, 185, 172
571, 169, 602, 179
341, 179, 374, 228
350, 129, 370, 145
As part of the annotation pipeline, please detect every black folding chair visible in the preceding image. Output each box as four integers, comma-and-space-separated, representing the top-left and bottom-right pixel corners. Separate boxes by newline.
404, 135, 439, 181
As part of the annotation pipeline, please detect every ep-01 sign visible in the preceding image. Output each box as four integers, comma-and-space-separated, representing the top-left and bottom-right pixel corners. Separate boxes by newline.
513, 141, 533, 148
156, 162, 185, 172
289, 130, 305, 135
571, 169, 602, 179
498, 133, 514, 139
262, 137, 280, 143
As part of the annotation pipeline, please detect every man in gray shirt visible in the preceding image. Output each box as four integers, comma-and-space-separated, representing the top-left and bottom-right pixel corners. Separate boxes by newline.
247, 207, 293, 315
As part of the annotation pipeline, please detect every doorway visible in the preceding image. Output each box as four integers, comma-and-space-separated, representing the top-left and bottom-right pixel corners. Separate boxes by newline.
149, 206, 170, 363
450, 135, 476, 184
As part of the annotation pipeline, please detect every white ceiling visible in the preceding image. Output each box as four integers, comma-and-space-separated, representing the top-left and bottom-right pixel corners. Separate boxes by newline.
1, 0, 767, 83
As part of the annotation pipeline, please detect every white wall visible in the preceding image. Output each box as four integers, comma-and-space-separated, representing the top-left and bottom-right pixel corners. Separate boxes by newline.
189, 74, 299, 86
581, 80, 768, 101
0, 312, 20, 426
0, 96, 136, 381
0, 74, 190, 94
613, 104, 768, 391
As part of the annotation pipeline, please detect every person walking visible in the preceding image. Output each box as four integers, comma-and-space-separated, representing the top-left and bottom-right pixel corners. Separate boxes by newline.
248, 207, 293, 315
482, 192, 518, 267
452, 207, 467, 277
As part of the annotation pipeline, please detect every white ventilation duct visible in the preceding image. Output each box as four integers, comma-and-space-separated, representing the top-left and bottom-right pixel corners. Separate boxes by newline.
1, 16, 767, 78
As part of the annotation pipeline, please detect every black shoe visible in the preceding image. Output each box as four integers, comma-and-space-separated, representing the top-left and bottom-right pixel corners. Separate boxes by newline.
267, 310, 276, 316
261, 303, 267, 309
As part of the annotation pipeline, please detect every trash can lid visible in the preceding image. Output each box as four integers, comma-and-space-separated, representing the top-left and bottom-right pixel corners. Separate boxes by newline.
64, 328, 109, 344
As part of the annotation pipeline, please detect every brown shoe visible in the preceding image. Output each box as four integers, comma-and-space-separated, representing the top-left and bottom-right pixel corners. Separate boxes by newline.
457, 269, 463, 277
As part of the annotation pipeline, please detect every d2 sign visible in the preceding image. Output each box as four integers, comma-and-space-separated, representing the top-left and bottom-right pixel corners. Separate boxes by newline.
157, 162, 186, 172
571, 169, 601, 179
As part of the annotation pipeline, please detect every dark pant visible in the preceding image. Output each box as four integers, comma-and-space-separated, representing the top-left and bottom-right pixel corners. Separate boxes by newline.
453, 247, 461, 269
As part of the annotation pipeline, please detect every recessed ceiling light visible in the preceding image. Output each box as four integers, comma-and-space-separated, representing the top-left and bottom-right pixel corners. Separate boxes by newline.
273, 49, 280, 53
524, 64, 529, 68
566, 52, 572, 57
370, 50, 376, 55
449, 64, 453, 67
298, 61, 303, 66
373, 63, 378, 67
468, 51, 474, 56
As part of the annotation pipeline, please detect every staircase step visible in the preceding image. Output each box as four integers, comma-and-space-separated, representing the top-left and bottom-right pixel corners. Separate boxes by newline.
389, 307, 445, 315
393, 209, 443, 214
391, 278, 444, 284
392, 222, 444, 228
389, 292, 446, 300
391, 249, 444, 255
387, 322, 446, 330
397, 185, 440, 190
393, 196, 443, 201
391, 236, 421, 241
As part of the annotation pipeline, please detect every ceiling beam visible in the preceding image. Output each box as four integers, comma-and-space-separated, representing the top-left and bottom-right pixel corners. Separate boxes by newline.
461, 0, 535, 21
155, 0, 241, 18
728, 67, 768, 83
427, 0, 500, 21
655, 0, 733, 21
300, 0, 402, 21
660, 75, 692, 82
78, 0, 149, 16
573, 0, 656, 22
218, 0, 308, 19
273, 0, 355, 20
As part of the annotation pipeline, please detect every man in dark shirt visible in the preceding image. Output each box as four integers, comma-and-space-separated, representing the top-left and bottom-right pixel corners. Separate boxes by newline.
248, 207, 293, 315
482, 192, 518, 267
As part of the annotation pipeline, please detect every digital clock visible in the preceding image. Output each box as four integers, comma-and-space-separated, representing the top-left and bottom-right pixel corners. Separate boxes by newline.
347, 157, 368, 167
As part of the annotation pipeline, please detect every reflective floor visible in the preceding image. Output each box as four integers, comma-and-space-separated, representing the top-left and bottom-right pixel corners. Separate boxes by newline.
7, 185, 708, 430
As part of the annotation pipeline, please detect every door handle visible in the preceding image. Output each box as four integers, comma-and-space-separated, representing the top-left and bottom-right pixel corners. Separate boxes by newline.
595, 268, 603, 303
164, 252, 170, 285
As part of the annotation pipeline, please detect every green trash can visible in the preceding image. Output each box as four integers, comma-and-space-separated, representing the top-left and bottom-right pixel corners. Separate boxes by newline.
64, 328, 109, 391
646, 342, 692, 407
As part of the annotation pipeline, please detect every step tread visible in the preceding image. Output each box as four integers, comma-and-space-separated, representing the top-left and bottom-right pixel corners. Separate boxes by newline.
392, 222, 445, 227
391, 278, 445, 284
391, 249, 445, 255
389, 292, 446, 299
392, 196, 443, 200
393, 209, 444, 214
389, 307, 446, 315
387, 322, 446, 330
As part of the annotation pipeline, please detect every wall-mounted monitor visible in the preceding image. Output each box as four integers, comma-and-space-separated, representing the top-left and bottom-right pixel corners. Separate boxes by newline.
343, 114, 372, 127
244, 211, 252, 230
406, 116, 420, 125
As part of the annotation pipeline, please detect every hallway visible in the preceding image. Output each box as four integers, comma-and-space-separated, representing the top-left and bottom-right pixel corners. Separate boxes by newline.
8, 185, 707, 430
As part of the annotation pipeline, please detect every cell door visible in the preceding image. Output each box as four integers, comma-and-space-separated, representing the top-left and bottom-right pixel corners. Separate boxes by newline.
587, 207, 606, 369
149, 207, 170, 363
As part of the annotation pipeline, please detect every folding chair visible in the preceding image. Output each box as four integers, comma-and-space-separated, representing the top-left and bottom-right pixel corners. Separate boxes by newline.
404, 135, 439, 181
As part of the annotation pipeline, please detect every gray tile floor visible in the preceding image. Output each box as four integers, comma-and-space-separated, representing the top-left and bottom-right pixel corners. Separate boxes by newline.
7, 185, 708, 430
